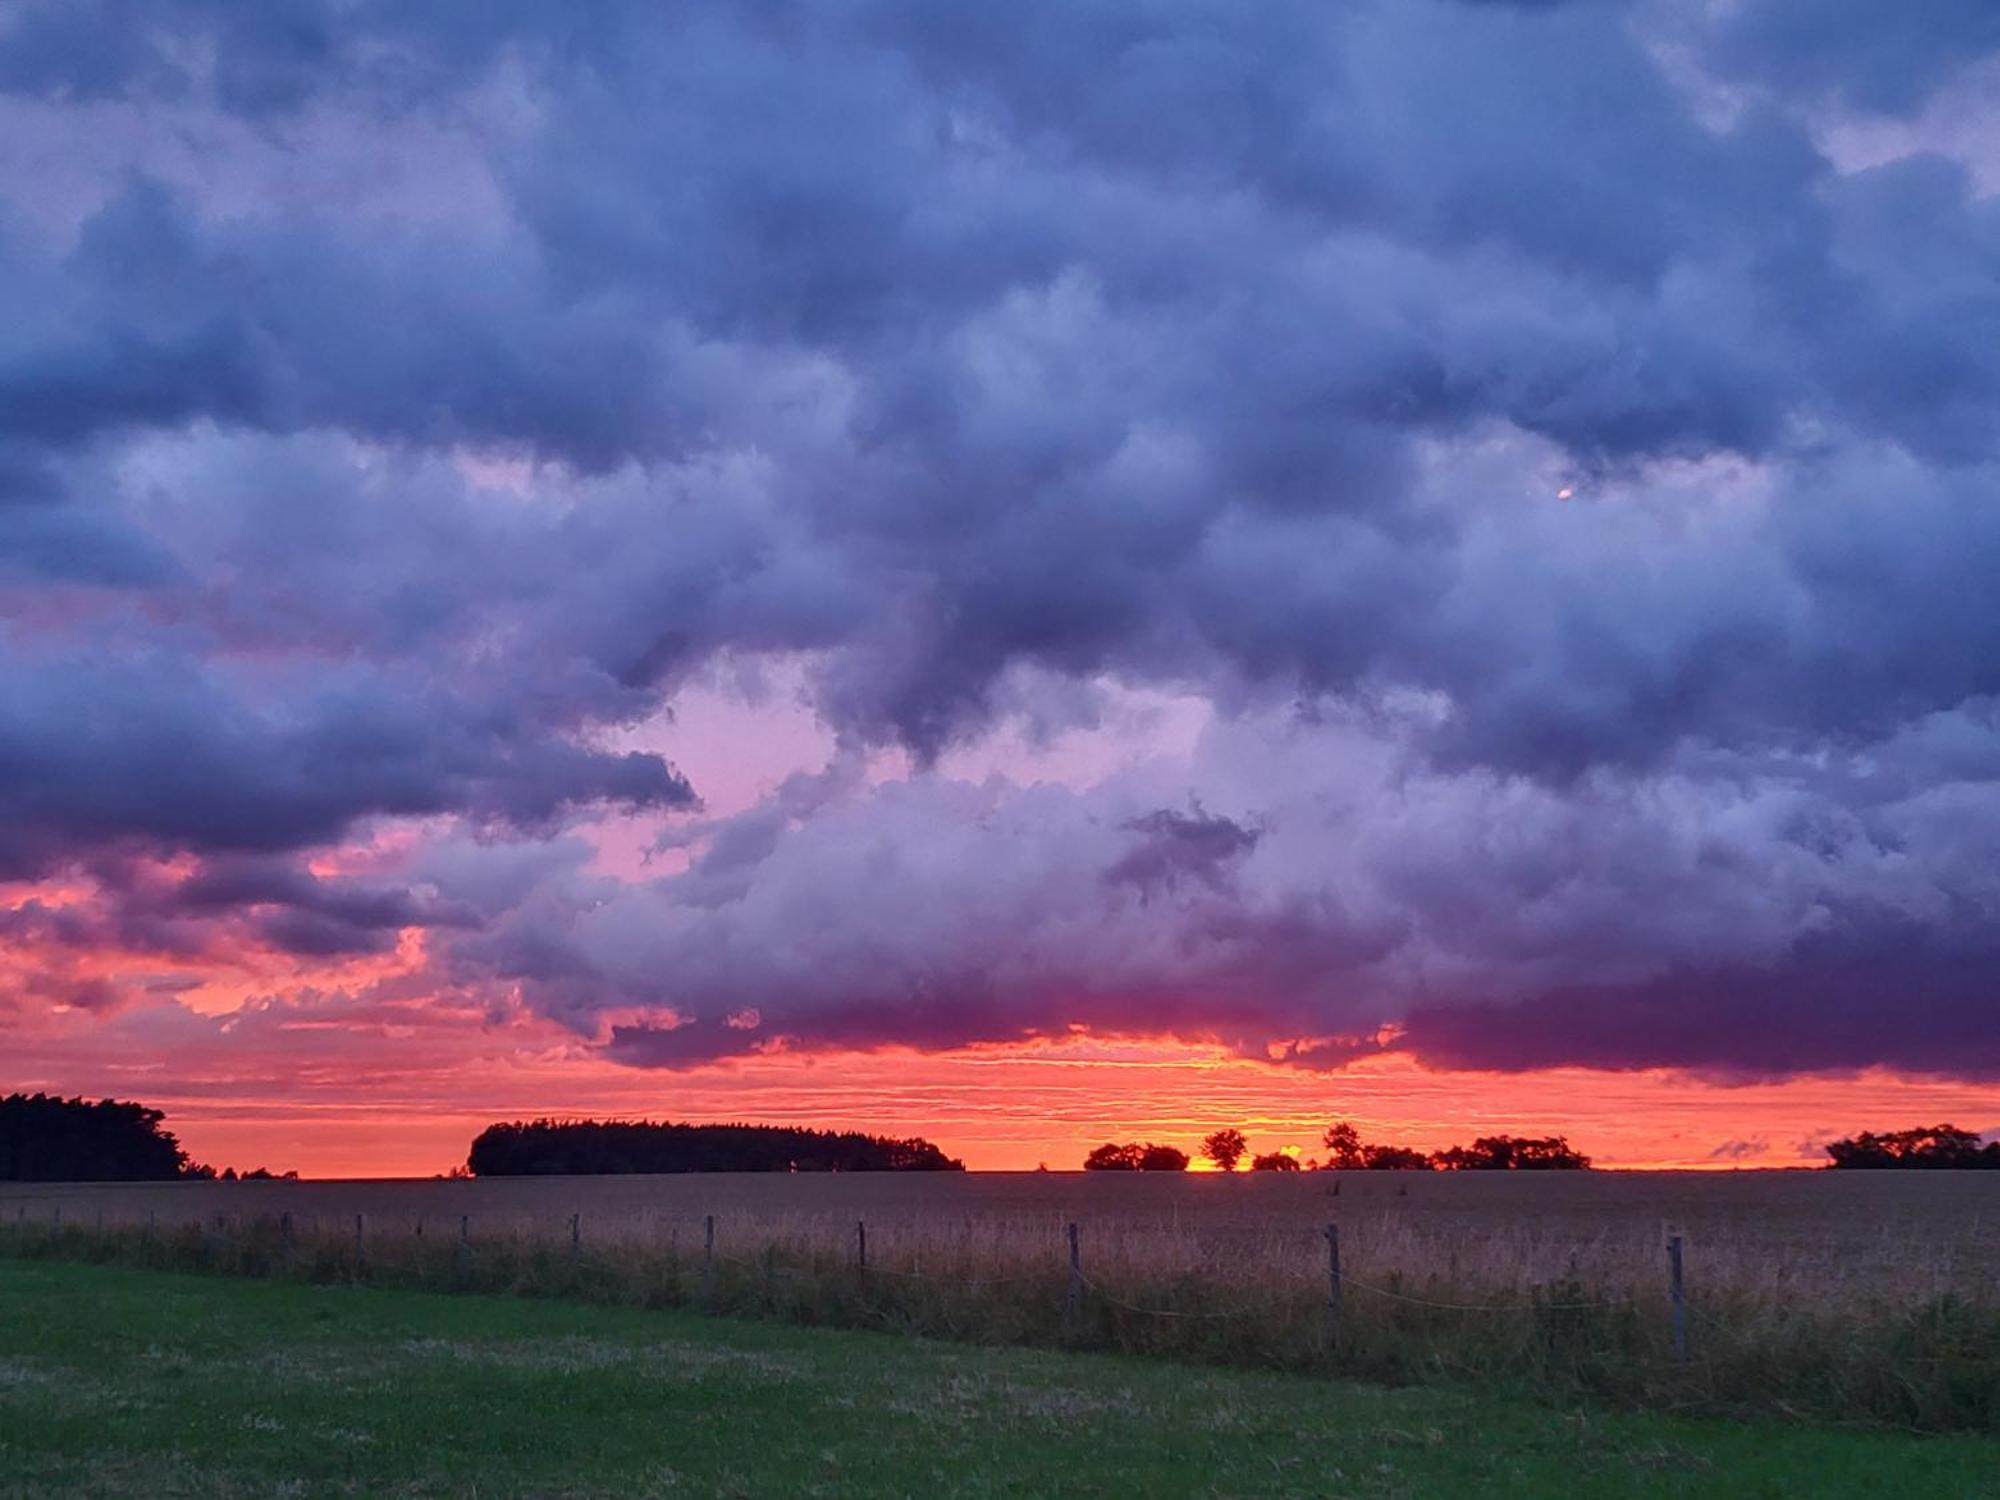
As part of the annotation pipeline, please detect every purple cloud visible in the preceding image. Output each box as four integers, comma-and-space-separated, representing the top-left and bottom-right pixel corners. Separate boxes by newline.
0, 2, 1996, 1080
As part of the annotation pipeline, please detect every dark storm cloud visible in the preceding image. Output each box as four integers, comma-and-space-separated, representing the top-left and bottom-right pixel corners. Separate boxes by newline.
1702, 0, 2000, 115
0, 847, 477, 974
1106, 808, 1261, 896
1, 1, 1997, 1078
1398, 925, 2000, 1080
0, 630, 692, 880
426, 698, 2000, 1079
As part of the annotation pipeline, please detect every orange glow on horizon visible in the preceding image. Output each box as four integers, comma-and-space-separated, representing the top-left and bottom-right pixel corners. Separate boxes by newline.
9, 1018, 1993, 1180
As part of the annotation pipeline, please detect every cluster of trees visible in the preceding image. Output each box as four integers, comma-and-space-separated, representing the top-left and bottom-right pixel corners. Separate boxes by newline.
185, 1165, 299, 1181
1824, 1126, 2000, 1169
1431, 1136, 1593, 1171
1082, 1142, 1190, 1171
1082, 1122, 1593, 1173
1308, 1123, 1591, 1171
1079, 1133, 1300, 1172
0, 1094, 188, 1181
0, 1093, 292, 1181
466, 1119, 965, 1175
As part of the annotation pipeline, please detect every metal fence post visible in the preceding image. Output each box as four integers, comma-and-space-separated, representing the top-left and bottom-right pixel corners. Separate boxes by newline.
353, 1213, 366, 1280
855, 1219, 867, 1274
1324, 1223, 1342, 1352
703, 1214, 716, 1302
1667, 1232, 1687, 1365
1064, 1222, 1082, 1331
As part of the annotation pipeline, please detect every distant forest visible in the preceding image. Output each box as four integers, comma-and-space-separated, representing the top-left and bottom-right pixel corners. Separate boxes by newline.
1823, 1126, 2000, 1169
467, 1119, 966, 1175
0, 1093, 293, 1182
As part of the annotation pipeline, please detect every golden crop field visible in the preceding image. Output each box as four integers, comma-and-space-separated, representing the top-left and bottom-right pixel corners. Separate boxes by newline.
6, 1167, 1996, 1302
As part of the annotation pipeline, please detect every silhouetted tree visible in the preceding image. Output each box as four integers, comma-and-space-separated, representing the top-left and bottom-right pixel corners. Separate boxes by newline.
1202, 1128, 1248, 1172
1318, 1122, 1433, 1170
468, 1119, 963, 1175
1321, 1123, 1365, 1169
1360, 1144, 1433, 1171
1084, 1142, 1142, 1171
0, 1094, 193, 1181
1824, 1125, 1998, 1169
1249, 1151, 1300, 1172
1431, 1134, 1590, 1170
1085, 1142, 1189, 1170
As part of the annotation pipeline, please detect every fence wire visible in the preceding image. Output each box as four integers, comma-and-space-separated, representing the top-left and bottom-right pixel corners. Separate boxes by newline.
4, 1205, 1667, 1331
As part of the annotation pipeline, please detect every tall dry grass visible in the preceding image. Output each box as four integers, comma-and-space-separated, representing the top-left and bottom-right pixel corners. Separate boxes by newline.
3, 1185, 1994, 1432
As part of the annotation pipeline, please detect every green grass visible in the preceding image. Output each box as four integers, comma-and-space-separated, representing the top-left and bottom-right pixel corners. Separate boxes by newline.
0, 1262, 1993, 1498
9, 1216, 1997, 1433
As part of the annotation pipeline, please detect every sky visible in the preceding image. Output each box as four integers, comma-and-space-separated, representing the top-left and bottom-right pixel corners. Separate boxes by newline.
3, 1, 1998, 1177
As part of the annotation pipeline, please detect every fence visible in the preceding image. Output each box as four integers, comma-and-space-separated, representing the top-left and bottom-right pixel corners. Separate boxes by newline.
0, 1198, 1991, 1431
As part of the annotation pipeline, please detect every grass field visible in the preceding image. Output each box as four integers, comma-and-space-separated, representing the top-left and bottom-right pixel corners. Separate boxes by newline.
1, 1261, 1995, 1499
6, 1170, 1998, 1433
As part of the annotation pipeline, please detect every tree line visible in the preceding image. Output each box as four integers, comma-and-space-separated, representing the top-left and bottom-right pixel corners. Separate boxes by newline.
0, 1093, 292, 1182
6, 1094, 1991, 1180
466, 1118, 965, 1175
1822, 1126, 1999, 1169
1084, 1122, 1592, 1171
1087, 1122, 2000, 1172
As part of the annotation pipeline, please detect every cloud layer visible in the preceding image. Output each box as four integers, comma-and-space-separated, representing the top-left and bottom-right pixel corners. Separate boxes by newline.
2, 0, 1996, 1080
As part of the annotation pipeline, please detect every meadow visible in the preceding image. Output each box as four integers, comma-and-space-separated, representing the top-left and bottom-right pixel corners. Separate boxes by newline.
5, 1261, 1998, 1499
4, 1170, 1997, 1433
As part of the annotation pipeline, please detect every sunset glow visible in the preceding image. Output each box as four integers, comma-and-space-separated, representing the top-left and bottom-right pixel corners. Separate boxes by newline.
3, 4, 1997, 1184
9, 997, 1992, 1179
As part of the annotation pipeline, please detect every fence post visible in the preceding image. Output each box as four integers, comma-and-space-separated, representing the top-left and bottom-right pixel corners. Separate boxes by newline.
353, 1213, 366, 1280
457, 1213, 470, 1274
279, 1210, 294, 1268
855, 1219, 867, 1274
1064, 1222, 1082, 1332
145, 1209, 156, 1237
415, 1216, 424, 1240
1324, 1223, 1342, 1352
703, 1214, 716, 1302
569, 1211, 581, 1263
1667, 1232, 1687, 1365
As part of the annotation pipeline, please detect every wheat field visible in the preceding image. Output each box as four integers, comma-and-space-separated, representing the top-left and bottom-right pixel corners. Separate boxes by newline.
5, 1170, 1996, 1430
4, 1168, 1995, 1295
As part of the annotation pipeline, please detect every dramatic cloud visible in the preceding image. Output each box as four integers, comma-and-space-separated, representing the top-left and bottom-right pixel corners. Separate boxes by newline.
2, 0, 1996, 1083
